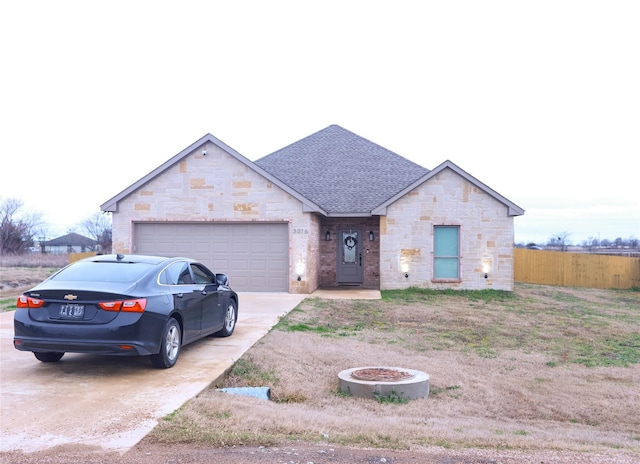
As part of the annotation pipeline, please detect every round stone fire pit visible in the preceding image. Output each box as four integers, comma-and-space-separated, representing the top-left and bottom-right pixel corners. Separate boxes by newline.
338, 366, 429, 400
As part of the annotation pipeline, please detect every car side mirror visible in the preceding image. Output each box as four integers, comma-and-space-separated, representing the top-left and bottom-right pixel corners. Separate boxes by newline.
215, 273, 229, 286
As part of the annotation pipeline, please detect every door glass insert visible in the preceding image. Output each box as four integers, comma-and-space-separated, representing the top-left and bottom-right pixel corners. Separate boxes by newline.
342, 231, 358, 264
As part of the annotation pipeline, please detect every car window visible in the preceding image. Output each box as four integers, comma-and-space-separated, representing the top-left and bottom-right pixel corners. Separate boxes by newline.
52, 261, 153, 283
159, 262, 193, 285
191, 264, 215, 285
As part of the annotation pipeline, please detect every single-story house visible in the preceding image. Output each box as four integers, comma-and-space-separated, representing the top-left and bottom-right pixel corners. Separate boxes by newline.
101, 125, 524, 293
41, 232, 97, 254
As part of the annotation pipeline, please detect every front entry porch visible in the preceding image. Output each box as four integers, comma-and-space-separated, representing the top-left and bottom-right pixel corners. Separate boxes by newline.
319, 217, 380, 289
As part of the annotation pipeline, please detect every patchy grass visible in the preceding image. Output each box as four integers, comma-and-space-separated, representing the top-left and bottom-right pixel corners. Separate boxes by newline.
225, 358, 280, 387
147, 284, 640, 454
0, 297, 18, 312
273, 286, 639, 368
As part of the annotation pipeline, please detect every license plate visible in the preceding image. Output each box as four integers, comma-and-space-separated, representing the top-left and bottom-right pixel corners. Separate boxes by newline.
59, 304, 85, 319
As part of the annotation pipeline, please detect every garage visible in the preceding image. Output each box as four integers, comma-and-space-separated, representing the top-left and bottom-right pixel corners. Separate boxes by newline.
133, 222, 289, 292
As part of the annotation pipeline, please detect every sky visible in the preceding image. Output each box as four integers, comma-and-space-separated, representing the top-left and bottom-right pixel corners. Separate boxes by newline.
1, 1, 638, 246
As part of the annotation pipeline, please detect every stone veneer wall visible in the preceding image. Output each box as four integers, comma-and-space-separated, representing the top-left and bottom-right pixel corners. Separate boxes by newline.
381, 168, 515, 291
110, 141, 313, 293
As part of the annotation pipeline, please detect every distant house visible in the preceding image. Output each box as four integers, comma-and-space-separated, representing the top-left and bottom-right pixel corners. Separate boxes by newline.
101, 125, 524, 293
41, 233, 97, 254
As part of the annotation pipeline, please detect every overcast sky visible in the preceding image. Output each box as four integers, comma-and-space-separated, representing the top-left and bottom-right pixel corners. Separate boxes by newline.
1, 1, 638, 245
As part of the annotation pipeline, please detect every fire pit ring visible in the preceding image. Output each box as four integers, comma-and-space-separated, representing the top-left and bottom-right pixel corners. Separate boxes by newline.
338, 366, 429, 400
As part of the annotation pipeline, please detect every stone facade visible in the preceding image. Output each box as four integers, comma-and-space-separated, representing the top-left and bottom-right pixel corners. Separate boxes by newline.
381, 168, 515, 291
106, 136, 520, 294
111, 141, 315, 293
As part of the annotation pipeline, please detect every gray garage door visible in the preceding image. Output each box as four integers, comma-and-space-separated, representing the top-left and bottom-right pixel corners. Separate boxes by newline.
133, 222, 289, 292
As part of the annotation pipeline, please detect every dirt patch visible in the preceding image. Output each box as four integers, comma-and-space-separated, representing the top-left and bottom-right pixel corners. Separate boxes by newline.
351, 367, 415, 381
2, 440, 638, 463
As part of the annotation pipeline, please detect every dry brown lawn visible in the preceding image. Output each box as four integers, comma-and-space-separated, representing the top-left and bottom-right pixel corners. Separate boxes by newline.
147, 284, 640, 457
0, 254, 67, 284
0, 255, 68, 311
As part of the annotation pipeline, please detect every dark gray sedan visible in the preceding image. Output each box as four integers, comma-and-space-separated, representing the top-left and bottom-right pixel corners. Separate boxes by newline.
14, 254, 238, 368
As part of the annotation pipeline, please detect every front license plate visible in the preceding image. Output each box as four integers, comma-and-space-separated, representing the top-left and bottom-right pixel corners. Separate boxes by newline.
59, 304, 85, 319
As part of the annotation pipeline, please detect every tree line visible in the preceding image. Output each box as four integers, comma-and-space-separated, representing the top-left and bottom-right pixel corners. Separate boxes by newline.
0, 197, 112, 255
519, 230, 639, 252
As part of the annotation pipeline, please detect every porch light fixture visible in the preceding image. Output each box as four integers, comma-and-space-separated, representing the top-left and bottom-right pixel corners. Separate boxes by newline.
296, 259, 305, 282
401, 263, 409, 279
482, 260, 491, 279
369, 231, 374, 241
325, 230, 331, 241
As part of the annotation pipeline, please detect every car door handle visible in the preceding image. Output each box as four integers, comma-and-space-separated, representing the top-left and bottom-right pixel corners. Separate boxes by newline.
201, 290, 207, 295
176, 293, 184, 299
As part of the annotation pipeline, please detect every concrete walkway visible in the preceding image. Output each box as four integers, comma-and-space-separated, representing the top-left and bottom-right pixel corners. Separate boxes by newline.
311, 288, 382, 300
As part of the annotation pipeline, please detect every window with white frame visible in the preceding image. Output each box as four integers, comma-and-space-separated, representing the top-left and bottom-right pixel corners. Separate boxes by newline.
433, 226, 460, 280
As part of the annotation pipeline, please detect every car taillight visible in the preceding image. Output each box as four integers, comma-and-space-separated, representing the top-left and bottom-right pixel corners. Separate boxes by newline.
16, 295, 45, 309
99, 298, 147, 313
122, 298, 147, 312
99, 301, 122, 311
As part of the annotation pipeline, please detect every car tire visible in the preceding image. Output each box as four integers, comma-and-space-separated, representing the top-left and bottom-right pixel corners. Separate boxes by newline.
34, 352, 64, 363
215, 299, 237, 337
150, 317, 181, 369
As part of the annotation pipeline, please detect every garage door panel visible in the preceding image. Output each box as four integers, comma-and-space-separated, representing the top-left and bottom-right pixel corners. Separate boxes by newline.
134, 223, 288, 292
250, 259, 267, 271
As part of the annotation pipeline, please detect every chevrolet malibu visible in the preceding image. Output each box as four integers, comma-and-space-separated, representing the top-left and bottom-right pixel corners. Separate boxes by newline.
14, 254, 238, 368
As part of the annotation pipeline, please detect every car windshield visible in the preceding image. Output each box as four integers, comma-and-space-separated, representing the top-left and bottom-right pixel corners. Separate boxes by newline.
51, 261, 154, 283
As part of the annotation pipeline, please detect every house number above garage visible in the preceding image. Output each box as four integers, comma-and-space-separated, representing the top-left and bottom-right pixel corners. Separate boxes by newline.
293, 228, 309, 234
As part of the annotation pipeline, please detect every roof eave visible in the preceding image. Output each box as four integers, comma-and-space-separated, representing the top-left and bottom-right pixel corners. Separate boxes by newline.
100, 134, 327, 215
101, 134, 217, 213
325, 212, 373, 218
371, 160, 525, 217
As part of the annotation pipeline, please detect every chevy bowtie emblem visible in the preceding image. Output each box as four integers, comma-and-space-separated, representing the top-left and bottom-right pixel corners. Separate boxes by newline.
64, 294, 78, 300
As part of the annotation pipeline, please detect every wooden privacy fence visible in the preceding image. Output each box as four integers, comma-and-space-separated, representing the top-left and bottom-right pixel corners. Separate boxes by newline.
69, 251, 97, 263
514, 248, 640, 289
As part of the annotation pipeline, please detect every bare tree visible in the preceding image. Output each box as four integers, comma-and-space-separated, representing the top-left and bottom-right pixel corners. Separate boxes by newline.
79, 211, 112, 253
547, 231, 571, 251
0, 197, 45, 254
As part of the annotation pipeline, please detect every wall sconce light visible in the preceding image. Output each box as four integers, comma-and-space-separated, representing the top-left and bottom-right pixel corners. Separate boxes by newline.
296, 259, 305, 282
401, 263, 409, 279
482, 261, 490, 279
369, 231, 374, 241
325, 230, 331, 241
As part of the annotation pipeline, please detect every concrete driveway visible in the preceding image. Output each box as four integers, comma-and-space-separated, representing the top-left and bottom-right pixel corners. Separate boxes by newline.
0, 292, 306, 453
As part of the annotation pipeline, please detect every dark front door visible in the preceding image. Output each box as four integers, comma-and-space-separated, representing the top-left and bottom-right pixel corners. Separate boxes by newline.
337, 229, 363, 284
